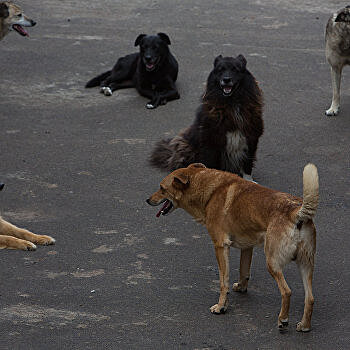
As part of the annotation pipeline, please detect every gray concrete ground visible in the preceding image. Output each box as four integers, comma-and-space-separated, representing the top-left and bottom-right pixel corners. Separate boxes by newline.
0, 0, 349, 349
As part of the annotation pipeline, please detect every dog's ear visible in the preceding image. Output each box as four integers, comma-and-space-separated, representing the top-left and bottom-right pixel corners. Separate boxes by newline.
188, 163, 206, 169
214, 55, 223, 67
135, 34, 146, 46
236, 54, 247, 70
0, 3, 9, 18
157, 32, 171, 45
335, 9, 350, 22
172, 174, 189, 189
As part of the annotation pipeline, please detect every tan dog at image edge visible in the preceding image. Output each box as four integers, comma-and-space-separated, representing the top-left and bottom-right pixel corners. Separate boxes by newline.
147, 163, 318, 332
0, 184, 55, 250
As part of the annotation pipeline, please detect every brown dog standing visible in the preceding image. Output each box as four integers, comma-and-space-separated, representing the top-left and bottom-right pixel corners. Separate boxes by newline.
147, 163, 319, 332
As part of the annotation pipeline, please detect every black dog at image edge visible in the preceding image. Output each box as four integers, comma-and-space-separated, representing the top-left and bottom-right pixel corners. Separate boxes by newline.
85, 32, 180, 109
150, 54, 264, 181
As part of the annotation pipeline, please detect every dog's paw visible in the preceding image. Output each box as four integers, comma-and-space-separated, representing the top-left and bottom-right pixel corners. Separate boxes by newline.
278, 318, 289, 332
325, 106, 339, 116
35, 235, 56, 246
296, 321, 311, 332
210, 302, 228, 314
232, 282, 247, 293
100, 87, 113, 96
146, 102, 157, 109
21, 241, 37, 251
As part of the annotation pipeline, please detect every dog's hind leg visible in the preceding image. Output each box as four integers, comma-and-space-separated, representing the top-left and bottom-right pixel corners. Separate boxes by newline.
233, 248, 253, 293
210, 244, 230, 314
101, 54, 137, 96
265, 224, 293, 331
295, 225, 316, 332
326, 65, 342, 116
266, 262, 291, 331
296, 261, 314, 332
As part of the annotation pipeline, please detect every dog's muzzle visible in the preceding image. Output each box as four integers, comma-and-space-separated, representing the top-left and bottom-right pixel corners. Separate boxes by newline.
143, 56, 160, 72
220, 78, 235, 96
146, 198, 174, 217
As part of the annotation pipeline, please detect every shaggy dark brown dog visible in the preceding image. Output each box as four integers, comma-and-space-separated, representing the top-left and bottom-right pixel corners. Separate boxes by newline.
150, 54, 263, 181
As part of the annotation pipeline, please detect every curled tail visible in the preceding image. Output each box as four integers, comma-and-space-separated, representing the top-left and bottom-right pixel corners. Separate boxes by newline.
297, 163, 319, 221
149, 132, 197, 172
85, 70, 111, 88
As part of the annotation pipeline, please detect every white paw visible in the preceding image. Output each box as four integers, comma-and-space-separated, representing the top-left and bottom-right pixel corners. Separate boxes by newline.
243, 173, 257, 183
296, 322, 310, 332
100, 87, 113, 96
146, 103, 155, 109
232, 282, 247, 293
210, 302, 228, 314
325, 106, 339, 116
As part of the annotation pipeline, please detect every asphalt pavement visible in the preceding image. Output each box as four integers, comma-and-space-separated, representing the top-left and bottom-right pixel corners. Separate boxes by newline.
0, 0, 349, 349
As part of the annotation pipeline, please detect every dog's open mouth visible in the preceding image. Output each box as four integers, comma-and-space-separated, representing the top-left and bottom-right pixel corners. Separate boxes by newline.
12, 24, 29, 37
155, 199, 174, 217
220, 84, 235, 96
144, 57, 160, 72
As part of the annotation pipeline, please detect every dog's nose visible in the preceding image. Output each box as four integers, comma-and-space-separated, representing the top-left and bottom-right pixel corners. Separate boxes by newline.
31, 20, 36, 26
146, 199, 151, 205
222, 77, 232, 84
0, 183, 5, 191
144, 55, 152, 62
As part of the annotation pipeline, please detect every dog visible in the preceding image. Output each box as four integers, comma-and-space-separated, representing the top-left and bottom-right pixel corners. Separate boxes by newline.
147, 163, 318, 332
85, 32, 180, 109
0, 183, 55, 250
150, 55, 263, 181
325, 6, 350, 116
0, 1, 36, 41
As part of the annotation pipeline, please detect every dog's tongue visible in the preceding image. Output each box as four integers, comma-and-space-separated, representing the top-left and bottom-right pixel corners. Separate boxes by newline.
146, 63, 154, 70
156, 200, 169, 217
224, 87, 232, 94
13, 24, 29, 37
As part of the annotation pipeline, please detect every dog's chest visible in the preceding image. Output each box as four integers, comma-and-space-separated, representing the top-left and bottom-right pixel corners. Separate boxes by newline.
223, 131, 248, 171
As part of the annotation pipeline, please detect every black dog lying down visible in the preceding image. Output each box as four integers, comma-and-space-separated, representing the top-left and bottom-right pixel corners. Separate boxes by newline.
150, 55, 264, 181
85, 32, 180, 109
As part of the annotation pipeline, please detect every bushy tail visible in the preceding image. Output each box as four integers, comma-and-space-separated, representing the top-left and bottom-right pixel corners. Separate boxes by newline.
85, 70, 111, 88
297, 163, 319, 221
149, 132, 196, 172
149, 139, 174, 171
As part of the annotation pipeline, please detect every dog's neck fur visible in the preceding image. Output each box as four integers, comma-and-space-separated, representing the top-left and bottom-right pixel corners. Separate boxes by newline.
0, 18, 10, 40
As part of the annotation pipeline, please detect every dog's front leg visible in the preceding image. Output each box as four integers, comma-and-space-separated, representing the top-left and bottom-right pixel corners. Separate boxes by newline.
155, 78, 180, 105
210, 244, 230, 314
233, 248, 253, 293
146, 91, 162, 109
0, 218, 55, 246
326, 65, 342, 116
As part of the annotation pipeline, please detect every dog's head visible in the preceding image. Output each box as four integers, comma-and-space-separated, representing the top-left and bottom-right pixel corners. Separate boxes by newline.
135, 32, 171, 72
205, 55, 248, 99
0, 2, 36, 37
146, 163, 207, 217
